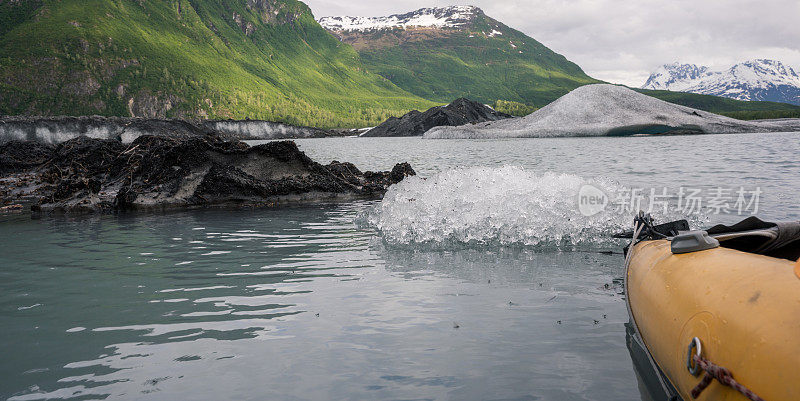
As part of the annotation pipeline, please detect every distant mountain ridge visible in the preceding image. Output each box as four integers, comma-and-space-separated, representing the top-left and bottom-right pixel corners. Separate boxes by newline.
318, 6, 599, 107
642, 60, 800, 105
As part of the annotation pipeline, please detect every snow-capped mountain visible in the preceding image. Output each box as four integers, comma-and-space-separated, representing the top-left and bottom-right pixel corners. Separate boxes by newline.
318, 6, 480, 32
642, 60, 800, 105
641, 63, 714, 92
315, 6, 596, 107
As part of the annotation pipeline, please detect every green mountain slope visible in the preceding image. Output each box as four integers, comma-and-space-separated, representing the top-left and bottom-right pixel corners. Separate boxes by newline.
639, 89, 800, 120
320, 6, 599, 108
0, 0, 435, 128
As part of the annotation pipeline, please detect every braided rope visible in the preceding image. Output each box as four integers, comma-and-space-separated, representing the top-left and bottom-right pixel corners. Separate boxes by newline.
690, 355, 766, 401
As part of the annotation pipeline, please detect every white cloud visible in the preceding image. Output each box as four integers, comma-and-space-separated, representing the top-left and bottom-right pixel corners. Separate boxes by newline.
305, 0, 800, 86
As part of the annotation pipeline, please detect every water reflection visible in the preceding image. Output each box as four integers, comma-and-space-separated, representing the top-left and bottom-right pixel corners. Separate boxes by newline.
1, 204, 638, 400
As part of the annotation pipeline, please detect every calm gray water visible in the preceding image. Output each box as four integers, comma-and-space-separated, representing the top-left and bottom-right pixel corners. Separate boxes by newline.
2, 132, 799, 400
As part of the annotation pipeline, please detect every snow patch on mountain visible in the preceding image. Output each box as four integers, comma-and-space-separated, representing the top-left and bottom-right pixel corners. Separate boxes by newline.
642, 60, 800, 105
424, 84, 800, 139
318, 6, 480, 32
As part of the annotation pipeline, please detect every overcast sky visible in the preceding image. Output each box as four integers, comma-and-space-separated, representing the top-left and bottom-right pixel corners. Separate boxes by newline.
304, 0, 800, 86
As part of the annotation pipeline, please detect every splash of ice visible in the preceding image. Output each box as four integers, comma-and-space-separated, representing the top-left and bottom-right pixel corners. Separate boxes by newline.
360, 166, 701, 250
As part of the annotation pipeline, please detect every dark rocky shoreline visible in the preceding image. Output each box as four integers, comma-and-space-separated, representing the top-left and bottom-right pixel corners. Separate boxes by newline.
0, 135, 414, 214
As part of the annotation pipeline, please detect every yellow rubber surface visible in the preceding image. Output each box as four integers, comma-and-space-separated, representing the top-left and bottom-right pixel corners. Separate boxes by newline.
795, 259, 800, 280
627, 241, 800, 400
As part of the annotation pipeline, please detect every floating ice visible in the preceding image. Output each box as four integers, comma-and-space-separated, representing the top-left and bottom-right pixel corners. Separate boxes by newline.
360, 166, 695, 249
424, 84, 800, 139
66, 327, 86, 333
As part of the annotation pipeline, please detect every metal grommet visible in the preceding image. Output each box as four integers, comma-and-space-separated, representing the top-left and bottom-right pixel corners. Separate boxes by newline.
686, 337, 702, 376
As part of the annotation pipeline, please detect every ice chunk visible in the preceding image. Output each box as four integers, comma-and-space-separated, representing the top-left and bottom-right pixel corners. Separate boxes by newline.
359, 166, 696, 249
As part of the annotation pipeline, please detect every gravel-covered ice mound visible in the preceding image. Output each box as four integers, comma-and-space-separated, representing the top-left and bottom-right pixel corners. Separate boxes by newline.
359, 166, 698, 249
424, 84, 800, 138
361, 98, 511, 137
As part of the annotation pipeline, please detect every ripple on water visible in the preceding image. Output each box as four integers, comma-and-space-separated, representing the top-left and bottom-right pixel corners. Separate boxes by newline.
5, 134, 800, 400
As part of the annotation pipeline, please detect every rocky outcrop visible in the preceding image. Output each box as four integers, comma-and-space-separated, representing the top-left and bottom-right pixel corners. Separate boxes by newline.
1, 135, 414, 213
0, 116, 333, 144
232, 11, 256, 35
362, 98, 511, 137
127, 91, 183, 118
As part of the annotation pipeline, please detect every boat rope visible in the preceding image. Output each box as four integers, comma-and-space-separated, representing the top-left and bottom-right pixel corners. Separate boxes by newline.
623, 220, 644, 268
690, 354, 766, 401
624, 212, 650, 268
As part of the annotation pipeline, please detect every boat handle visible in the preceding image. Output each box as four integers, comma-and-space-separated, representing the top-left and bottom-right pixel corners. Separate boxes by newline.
686, 337, 702, 376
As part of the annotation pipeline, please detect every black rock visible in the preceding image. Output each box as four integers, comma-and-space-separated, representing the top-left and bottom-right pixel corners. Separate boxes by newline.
362, 98, 512, 137
0, 141, 54, 174
20, 135, 414, 213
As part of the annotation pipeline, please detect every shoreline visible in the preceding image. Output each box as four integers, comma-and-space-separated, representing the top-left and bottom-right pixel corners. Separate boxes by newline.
0, 116, 348, 145
0, 135, 415, 215
3, 113, 800, 146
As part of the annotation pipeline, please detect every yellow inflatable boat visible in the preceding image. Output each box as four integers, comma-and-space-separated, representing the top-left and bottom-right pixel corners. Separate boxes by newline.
622, 215, 800, 401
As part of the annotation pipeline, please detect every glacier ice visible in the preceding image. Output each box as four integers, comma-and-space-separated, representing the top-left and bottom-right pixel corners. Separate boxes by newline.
359, 166, 701, 249
0, 117, 325, 145
424, 84, 800, 139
